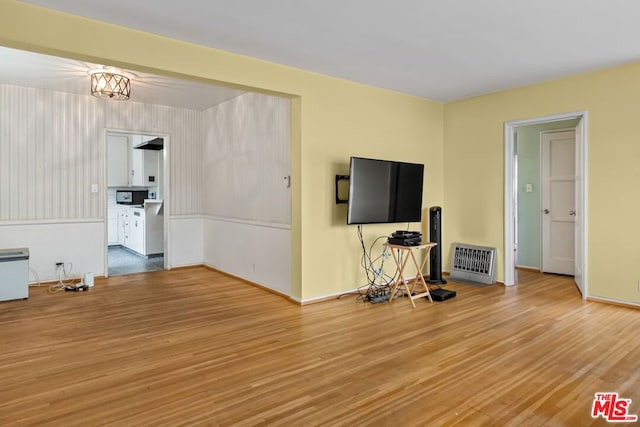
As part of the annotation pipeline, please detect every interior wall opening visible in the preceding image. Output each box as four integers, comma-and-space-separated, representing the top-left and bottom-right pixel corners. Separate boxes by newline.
504, 112, 588, 297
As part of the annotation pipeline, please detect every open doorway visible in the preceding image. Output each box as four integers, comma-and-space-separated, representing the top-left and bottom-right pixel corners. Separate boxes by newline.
514, 121, 579, 272
106, 130, 168, 276
504, 112, 588, 297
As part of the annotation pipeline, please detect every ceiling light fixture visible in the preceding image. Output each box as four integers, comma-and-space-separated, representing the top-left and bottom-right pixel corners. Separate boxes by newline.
89, 69, 131, 100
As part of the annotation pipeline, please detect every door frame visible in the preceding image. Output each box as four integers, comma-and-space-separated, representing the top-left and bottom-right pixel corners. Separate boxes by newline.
503, 111, 588, 297
103, 128, 171, 277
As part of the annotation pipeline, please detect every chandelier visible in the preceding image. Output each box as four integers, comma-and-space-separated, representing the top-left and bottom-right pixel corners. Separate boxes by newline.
89, 70, 131, 100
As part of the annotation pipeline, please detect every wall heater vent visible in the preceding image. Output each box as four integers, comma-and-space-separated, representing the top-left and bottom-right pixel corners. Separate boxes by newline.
450, 243, 497, 285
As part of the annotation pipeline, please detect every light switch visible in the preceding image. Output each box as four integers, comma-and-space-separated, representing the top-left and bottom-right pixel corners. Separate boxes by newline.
91, 183, 99, 193
525, 183, 533, 193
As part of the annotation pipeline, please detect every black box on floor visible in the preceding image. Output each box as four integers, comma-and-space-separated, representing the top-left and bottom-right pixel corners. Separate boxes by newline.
429, 288, 456, 301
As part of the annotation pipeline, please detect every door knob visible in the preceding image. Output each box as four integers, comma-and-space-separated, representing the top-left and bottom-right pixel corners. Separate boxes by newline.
569, 210, 576, 216
543, 209, 550, 214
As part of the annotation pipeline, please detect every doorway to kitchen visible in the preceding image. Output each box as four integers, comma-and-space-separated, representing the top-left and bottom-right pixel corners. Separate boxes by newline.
106, 130, 168, 276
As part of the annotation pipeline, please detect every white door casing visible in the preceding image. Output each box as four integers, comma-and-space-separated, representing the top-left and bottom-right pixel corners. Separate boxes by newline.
541, 130, 575, 275
573, 121, 585, 294
504, 111, 588, 298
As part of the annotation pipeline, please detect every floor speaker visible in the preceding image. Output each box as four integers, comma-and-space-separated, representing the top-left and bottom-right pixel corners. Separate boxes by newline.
428, 206, 447, 285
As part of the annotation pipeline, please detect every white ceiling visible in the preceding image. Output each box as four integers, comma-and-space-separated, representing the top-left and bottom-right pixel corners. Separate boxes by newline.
0, 46, 245, 110
18, 0, 640, 102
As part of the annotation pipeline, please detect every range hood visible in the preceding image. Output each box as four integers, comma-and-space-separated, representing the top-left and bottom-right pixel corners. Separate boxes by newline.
134, 137, 164, 150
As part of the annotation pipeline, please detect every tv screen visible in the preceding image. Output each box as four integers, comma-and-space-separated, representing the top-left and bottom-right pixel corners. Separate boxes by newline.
347, 157, 424, 225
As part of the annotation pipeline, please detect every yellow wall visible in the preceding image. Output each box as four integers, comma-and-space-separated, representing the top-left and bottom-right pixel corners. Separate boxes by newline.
0, 1, 444, 300
444, 62, 640, 304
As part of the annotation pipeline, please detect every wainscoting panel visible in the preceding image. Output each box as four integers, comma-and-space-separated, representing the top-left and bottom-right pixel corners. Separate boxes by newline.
203, 217, 291, 296
168, 216, 204, 268
0, 220, 105, 283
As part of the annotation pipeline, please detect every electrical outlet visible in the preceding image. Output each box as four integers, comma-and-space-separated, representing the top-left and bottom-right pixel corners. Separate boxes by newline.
637, 279, 640, 293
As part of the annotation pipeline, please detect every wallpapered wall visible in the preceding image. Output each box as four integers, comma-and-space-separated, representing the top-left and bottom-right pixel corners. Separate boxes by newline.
0, 83, 203, 220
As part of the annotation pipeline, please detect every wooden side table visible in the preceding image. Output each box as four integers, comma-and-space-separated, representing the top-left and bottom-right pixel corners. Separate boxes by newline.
383, 242, 437, 308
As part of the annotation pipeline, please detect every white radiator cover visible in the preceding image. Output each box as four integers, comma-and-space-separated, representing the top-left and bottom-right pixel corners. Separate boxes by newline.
450, 243, 497, 285
0, 248, 29, 301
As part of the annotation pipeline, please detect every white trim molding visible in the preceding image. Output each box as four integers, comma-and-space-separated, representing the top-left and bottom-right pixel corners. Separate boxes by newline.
504, 111, 588, 299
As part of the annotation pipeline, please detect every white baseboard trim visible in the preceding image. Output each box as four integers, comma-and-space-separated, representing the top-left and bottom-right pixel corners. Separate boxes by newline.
299, 275, 429, 305
202, 262, 292, 300
297, 286, 363, 305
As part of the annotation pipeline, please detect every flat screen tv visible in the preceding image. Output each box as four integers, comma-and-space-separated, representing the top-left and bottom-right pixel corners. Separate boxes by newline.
347, 157, 424, 225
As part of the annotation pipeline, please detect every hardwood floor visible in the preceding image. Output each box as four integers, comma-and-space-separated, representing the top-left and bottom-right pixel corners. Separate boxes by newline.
1, 267, 638, 426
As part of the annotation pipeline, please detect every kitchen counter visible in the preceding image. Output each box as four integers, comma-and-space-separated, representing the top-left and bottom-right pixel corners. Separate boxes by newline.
144, 199, 163, 215
108, 201, 164, 255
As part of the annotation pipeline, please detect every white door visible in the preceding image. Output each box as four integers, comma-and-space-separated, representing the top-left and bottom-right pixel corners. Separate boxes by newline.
573, 121, 585, 294
541, 130, 575, 275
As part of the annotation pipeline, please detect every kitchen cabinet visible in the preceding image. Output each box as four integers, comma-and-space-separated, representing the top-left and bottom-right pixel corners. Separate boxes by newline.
130, 135, 160, 187
107, 208, 120, 245
144, 202, 164, 255
128, 209, 145, 255
107, 135, 129, 187
123, 206, 164, 256
110, 202, 164, 256
119, 210, 128, 245
107, 134, 159, 187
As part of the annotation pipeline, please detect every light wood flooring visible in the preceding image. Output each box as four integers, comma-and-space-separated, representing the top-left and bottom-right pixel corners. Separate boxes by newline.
1, 267, 638, 426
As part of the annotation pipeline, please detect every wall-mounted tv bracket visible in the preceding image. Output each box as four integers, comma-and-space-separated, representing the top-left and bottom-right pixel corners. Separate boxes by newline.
335, 175, 349, 204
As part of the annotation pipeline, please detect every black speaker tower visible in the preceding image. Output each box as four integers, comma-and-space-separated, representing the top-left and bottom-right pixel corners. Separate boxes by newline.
428, 206, 447, 285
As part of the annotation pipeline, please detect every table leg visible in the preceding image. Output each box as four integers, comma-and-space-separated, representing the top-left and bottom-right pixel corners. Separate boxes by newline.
407, 248, 433, 304
388, 248, 412, 305
386, 245, 435, 308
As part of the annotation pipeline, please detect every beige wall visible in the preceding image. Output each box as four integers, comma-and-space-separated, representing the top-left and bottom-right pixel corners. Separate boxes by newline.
444, 62, 640, 305
0, 1, 444, 300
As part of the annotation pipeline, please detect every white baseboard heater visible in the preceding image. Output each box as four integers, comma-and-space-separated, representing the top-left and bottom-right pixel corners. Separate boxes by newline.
0, 248, 29, 301
450, 243, 497, 285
